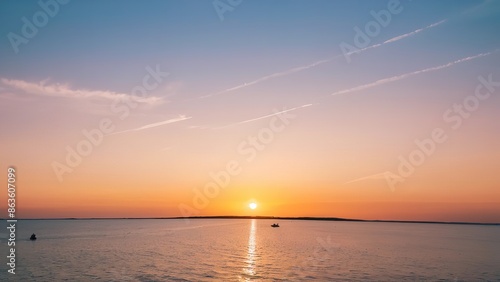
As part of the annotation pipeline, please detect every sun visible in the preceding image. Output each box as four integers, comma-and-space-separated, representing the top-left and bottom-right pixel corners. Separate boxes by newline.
249, 202, 257, 210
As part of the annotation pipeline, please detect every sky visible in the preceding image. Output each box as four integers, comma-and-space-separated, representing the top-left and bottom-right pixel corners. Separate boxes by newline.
0, 0, 499, 222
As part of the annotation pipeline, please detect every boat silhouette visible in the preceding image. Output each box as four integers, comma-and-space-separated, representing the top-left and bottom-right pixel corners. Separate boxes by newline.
271, 223, 280, 228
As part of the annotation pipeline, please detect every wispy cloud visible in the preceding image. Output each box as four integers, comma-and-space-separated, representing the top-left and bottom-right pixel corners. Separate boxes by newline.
112, 115, 192, 135
216, 104, 313, 129
331, 50, 497, 96
0, 78, 163, 104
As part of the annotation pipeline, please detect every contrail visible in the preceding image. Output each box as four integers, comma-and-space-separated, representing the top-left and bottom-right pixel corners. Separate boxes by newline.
195, 20, 447, 100
216, 103, 313, 129
344, 171, 404, 192
344, 172, 396, 184
460, 0, 492, 15
111, 115, 192, 135
197, 59, 334, 100
340, 19, 447, 60
331, 50, 497, 96
215, 50, 497, 129
383, 20, 447, 44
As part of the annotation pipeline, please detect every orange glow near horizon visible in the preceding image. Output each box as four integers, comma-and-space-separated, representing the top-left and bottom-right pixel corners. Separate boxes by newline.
1, 148, 499, 223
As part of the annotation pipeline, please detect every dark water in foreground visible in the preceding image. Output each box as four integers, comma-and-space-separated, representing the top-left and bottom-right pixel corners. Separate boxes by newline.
0, 219, 499, 281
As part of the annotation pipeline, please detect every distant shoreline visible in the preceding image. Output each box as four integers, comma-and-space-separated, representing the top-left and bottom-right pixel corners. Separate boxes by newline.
2, 216, 499, 225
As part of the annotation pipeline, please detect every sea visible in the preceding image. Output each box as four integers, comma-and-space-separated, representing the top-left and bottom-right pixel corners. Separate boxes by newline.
0, 219, 499, 281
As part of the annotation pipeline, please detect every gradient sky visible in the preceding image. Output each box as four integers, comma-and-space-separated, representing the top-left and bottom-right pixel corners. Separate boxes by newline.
1, 0, 499, 222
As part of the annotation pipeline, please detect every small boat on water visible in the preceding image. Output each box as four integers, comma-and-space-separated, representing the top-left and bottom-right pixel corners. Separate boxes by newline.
271, 223, 280, 228
30, 233, 37, 241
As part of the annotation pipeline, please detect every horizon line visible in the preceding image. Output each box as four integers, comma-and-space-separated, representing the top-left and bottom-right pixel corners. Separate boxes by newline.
4, 215, 499, 225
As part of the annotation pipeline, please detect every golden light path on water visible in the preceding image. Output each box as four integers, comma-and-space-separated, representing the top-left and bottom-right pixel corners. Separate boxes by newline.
241, 219, 257, 281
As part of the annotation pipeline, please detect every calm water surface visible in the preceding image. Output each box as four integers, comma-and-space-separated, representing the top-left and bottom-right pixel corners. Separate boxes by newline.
1, 219, 499, 281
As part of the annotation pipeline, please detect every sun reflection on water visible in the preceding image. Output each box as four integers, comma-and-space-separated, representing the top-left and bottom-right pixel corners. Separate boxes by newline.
242, 219, 257, 280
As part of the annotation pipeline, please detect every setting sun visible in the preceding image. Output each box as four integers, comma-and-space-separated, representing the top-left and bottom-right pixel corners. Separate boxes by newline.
249, 202, 257, 210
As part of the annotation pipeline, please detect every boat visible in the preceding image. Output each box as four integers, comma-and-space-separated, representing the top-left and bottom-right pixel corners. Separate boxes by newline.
271, 223, 280, 228
30, 233, 37, 241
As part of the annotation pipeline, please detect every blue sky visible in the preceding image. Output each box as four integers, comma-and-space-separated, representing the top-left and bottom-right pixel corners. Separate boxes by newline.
2, 0, 497, 94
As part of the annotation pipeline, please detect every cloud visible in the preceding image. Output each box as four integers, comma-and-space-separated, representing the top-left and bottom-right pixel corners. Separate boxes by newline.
216, 103, 313, 129
0, 78, 163, 104
331, 50, 497, 96
112, 115, 192, 135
